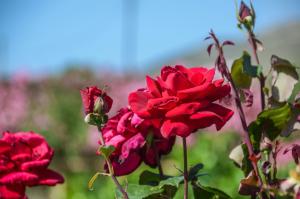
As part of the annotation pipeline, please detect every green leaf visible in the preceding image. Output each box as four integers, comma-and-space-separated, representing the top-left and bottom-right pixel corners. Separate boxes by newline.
229, 145, 244, 168
257, 103, 292, 140
231, 54, 252, 89
241, 51, 261, 77
192, 181, 232, 199
116, 184, 163, 199
248, 121, 262, 153
139, 170, 161, 186
188, 163, 204, 180
229, 144, 253, 176
138, 170, 185, 199
281, 108, 300, 137
288, 81, 300, 103
88, 172, 102, 191
241, 144, 253, 177
231, 51, 261, 89
158, 176, 184, 189
271, 55, 299, 80
99, 145, 115, 159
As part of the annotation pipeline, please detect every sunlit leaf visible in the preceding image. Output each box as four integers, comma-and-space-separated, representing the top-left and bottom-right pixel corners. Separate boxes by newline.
231, 54, 252, 89
257, 103, 292, 140
116, 184, 163, 199
271, 55, 299, 80
229, 144, 253, 176
288, 81, 300, 103
229, 145, 244, 168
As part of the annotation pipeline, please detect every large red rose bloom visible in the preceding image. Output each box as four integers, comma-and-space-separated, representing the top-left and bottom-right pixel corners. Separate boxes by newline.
129, 65, 234, 138
0, 132, 64, 199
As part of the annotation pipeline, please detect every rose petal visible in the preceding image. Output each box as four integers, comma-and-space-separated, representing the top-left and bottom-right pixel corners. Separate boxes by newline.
190, 103, 234, 130
128, 91, 152, 118
161, 120, 191, 138
0, 171, 38, 185
0, 140, 11, 154
105, 135, 126, 150
147, 96, 178, 111
146, 76, 162, 97
109, 153, 142, 176
32, 169, 64, 186
0, 185, 27, 199
121, 133, 145, 160
20, 159, 50, 171
165, 102, 209, 118
177, 82, 211, 100
0, 158, 14, 172
163, 71, 193, 91
117, 111, 132, 133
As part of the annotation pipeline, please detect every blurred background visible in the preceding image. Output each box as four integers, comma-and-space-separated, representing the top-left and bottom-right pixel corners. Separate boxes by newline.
0, 0, 300, 198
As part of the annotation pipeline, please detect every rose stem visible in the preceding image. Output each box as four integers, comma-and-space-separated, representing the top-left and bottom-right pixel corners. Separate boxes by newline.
210, 31, 263, 187
182, 137, 189, 199
247, 30, 265, 110
97, 126, 129, 199
154, 141, 164, 178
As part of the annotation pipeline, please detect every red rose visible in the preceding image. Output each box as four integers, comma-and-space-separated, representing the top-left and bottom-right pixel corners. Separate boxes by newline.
0, 132, 64, 199
80, 86, 113, 115
129, 65, 234, 138
101, 108, 175, 176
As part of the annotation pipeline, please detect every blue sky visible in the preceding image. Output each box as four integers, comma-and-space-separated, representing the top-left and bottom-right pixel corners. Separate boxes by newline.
0, 0, 299, 75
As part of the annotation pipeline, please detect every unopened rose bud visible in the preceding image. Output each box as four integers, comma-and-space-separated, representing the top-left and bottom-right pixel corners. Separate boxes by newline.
239, 1, 251, 21
80, 86, 113, 115
237, 1, 255, 29
93, 97, 104, 114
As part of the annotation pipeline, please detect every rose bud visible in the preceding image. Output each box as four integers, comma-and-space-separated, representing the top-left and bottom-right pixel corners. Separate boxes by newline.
80, 86, 113, 126
80, 86, 113, 115
237, 1, 255, 29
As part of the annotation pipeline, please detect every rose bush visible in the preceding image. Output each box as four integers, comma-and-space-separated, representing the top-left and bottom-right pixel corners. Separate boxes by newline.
129, 65, 234, 138
0, 131, 64, 199
101, 108, 175, 176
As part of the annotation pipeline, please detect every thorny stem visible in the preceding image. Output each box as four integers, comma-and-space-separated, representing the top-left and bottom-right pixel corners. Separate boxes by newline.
209, 31, 263, 188
97, 126, 129, 199
182, 137, 189, 199
247, 30, 265, 110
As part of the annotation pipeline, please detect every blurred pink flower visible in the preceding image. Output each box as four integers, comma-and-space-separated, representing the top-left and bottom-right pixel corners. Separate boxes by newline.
0, 74, 28, 132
